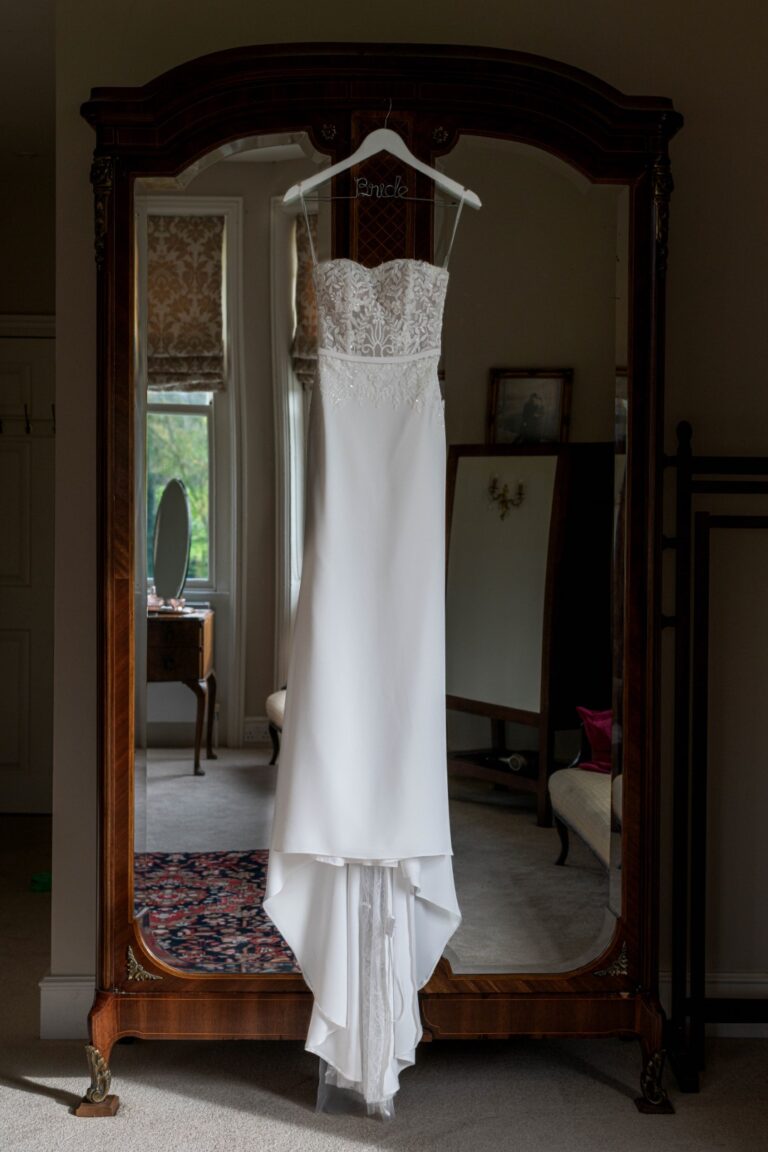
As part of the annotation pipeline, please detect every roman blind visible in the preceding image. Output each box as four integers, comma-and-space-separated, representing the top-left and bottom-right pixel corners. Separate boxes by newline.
146, 214, 226, 391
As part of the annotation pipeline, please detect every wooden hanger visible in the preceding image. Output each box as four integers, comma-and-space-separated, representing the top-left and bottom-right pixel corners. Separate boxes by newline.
283, 126, 482, 209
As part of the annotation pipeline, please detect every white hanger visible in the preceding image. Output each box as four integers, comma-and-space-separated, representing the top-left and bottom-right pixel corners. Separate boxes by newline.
282, 126, 482, 210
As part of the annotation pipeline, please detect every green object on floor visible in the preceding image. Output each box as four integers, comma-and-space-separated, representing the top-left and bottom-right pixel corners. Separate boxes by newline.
30, 872, 51, 892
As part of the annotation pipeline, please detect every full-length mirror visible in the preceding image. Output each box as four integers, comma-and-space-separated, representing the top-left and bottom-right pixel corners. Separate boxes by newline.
82, 43, 683, 1112
132, 129, 628, 978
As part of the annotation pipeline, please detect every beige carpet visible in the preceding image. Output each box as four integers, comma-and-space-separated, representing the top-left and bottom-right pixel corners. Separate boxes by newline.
447, 779, 611, 973
2, 815, 768, 1151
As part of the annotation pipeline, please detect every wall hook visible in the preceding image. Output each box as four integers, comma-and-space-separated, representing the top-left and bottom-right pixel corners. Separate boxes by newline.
384, 97, 392, 130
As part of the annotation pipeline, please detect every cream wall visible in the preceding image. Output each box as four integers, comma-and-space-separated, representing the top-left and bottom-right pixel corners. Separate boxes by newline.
52, 1, 768, 1019
1, 0, 54, 316
440, 137, 621, 445
0, 172, 55, 315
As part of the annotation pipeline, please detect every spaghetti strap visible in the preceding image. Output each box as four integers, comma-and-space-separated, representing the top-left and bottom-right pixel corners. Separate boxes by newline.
442, 191, 466, 270
300, 192, 318, 268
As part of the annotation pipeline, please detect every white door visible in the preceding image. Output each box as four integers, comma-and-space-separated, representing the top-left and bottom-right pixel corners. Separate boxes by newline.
0, 329, 55, 812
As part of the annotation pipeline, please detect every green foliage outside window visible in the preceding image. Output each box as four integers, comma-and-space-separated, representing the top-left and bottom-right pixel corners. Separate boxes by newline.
147, 398, 211, 582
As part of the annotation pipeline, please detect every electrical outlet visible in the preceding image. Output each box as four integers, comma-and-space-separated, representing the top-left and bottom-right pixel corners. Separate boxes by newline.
243, 717, 269, 745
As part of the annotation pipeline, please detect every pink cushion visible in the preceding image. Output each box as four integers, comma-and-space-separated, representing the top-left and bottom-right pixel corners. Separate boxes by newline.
576, 706, 612, 774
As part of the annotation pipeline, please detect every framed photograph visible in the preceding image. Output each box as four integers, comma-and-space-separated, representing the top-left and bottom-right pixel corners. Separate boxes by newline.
486, 368, 573, 445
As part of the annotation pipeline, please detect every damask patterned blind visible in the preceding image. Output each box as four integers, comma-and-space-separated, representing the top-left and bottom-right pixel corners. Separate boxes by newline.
147, 214, 226, 391
291, 212, 318, 388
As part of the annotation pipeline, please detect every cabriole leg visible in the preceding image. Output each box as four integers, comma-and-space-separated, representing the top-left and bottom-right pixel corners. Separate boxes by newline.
74, 1044, 120, 1117
635, 1047, 674, 1114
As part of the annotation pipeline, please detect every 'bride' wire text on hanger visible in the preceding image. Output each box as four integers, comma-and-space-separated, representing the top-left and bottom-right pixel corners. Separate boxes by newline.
282, 124, 481, 210
354, 174, 408, 199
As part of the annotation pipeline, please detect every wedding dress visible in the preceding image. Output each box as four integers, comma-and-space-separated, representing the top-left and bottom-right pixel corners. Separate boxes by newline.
264, 197, 465, 1115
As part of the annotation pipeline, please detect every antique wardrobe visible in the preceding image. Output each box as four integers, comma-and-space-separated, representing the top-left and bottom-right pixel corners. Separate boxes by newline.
78, 43, 682, 1114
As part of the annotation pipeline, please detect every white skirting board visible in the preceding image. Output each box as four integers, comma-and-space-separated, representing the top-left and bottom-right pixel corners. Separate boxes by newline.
39, 971, 767, 1040
39, 975, 94, 1039
659, 972, 768, 1038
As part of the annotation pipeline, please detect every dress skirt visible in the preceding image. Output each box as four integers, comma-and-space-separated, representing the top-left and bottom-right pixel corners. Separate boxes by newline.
265, 262, 460, 1108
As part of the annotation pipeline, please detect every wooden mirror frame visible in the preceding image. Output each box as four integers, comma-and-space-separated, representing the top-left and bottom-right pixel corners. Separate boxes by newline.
80, 43, 682, 1113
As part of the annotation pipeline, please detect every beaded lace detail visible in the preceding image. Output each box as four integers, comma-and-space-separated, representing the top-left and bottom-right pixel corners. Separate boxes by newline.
313, 259, 447, 415
318, 350, 443, 418
315, 259, 448, 360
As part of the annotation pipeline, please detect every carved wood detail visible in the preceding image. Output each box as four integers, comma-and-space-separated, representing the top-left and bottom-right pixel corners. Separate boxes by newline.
90, 155, 114, 269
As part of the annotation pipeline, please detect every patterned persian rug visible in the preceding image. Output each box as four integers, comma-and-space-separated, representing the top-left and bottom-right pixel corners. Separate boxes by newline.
134, 849, 299, 973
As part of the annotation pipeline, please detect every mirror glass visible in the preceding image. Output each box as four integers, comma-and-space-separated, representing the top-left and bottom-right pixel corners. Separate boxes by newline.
132, 129, 628, 977
152, 478, 191, 601
437, 137, 626, 973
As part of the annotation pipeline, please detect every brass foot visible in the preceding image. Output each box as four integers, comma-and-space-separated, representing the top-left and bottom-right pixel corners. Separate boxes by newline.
635, 1049, 674, 1114
75, 1095, 120, 1117
74, 1044, 120, 1117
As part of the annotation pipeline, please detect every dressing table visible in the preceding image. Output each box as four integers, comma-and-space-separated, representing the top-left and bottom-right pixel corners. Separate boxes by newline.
147, 609, 216, 775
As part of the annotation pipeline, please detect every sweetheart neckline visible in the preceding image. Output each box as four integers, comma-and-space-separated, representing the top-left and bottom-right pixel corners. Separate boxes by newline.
314, 257, 449, 277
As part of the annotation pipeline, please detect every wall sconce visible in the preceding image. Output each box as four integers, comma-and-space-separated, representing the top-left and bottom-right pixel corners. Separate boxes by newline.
488, 475, 525, 519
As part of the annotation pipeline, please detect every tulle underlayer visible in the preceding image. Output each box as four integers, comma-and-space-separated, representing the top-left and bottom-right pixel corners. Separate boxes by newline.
264, 852, 461, 1111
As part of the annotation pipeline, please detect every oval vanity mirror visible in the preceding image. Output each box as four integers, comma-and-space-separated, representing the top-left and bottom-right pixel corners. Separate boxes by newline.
152, 478, 191, 601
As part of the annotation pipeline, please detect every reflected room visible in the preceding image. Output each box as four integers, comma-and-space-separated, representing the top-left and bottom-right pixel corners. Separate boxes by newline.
132, 131, 628, 979
133, 132, 331, 975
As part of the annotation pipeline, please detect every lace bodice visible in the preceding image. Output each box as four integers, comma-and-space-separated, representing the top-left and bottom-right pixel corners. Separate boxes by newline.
314, 259, 449, 359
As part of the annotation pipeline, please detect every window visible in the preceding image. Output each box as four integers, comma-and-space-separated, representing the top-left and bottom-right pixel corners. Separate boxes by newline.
147, 390, 214, 585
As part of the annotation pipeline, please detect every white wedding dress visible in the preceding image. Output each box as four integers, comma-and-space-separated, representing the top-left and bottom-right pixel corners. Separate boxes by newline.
265, 201, 465, 1114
